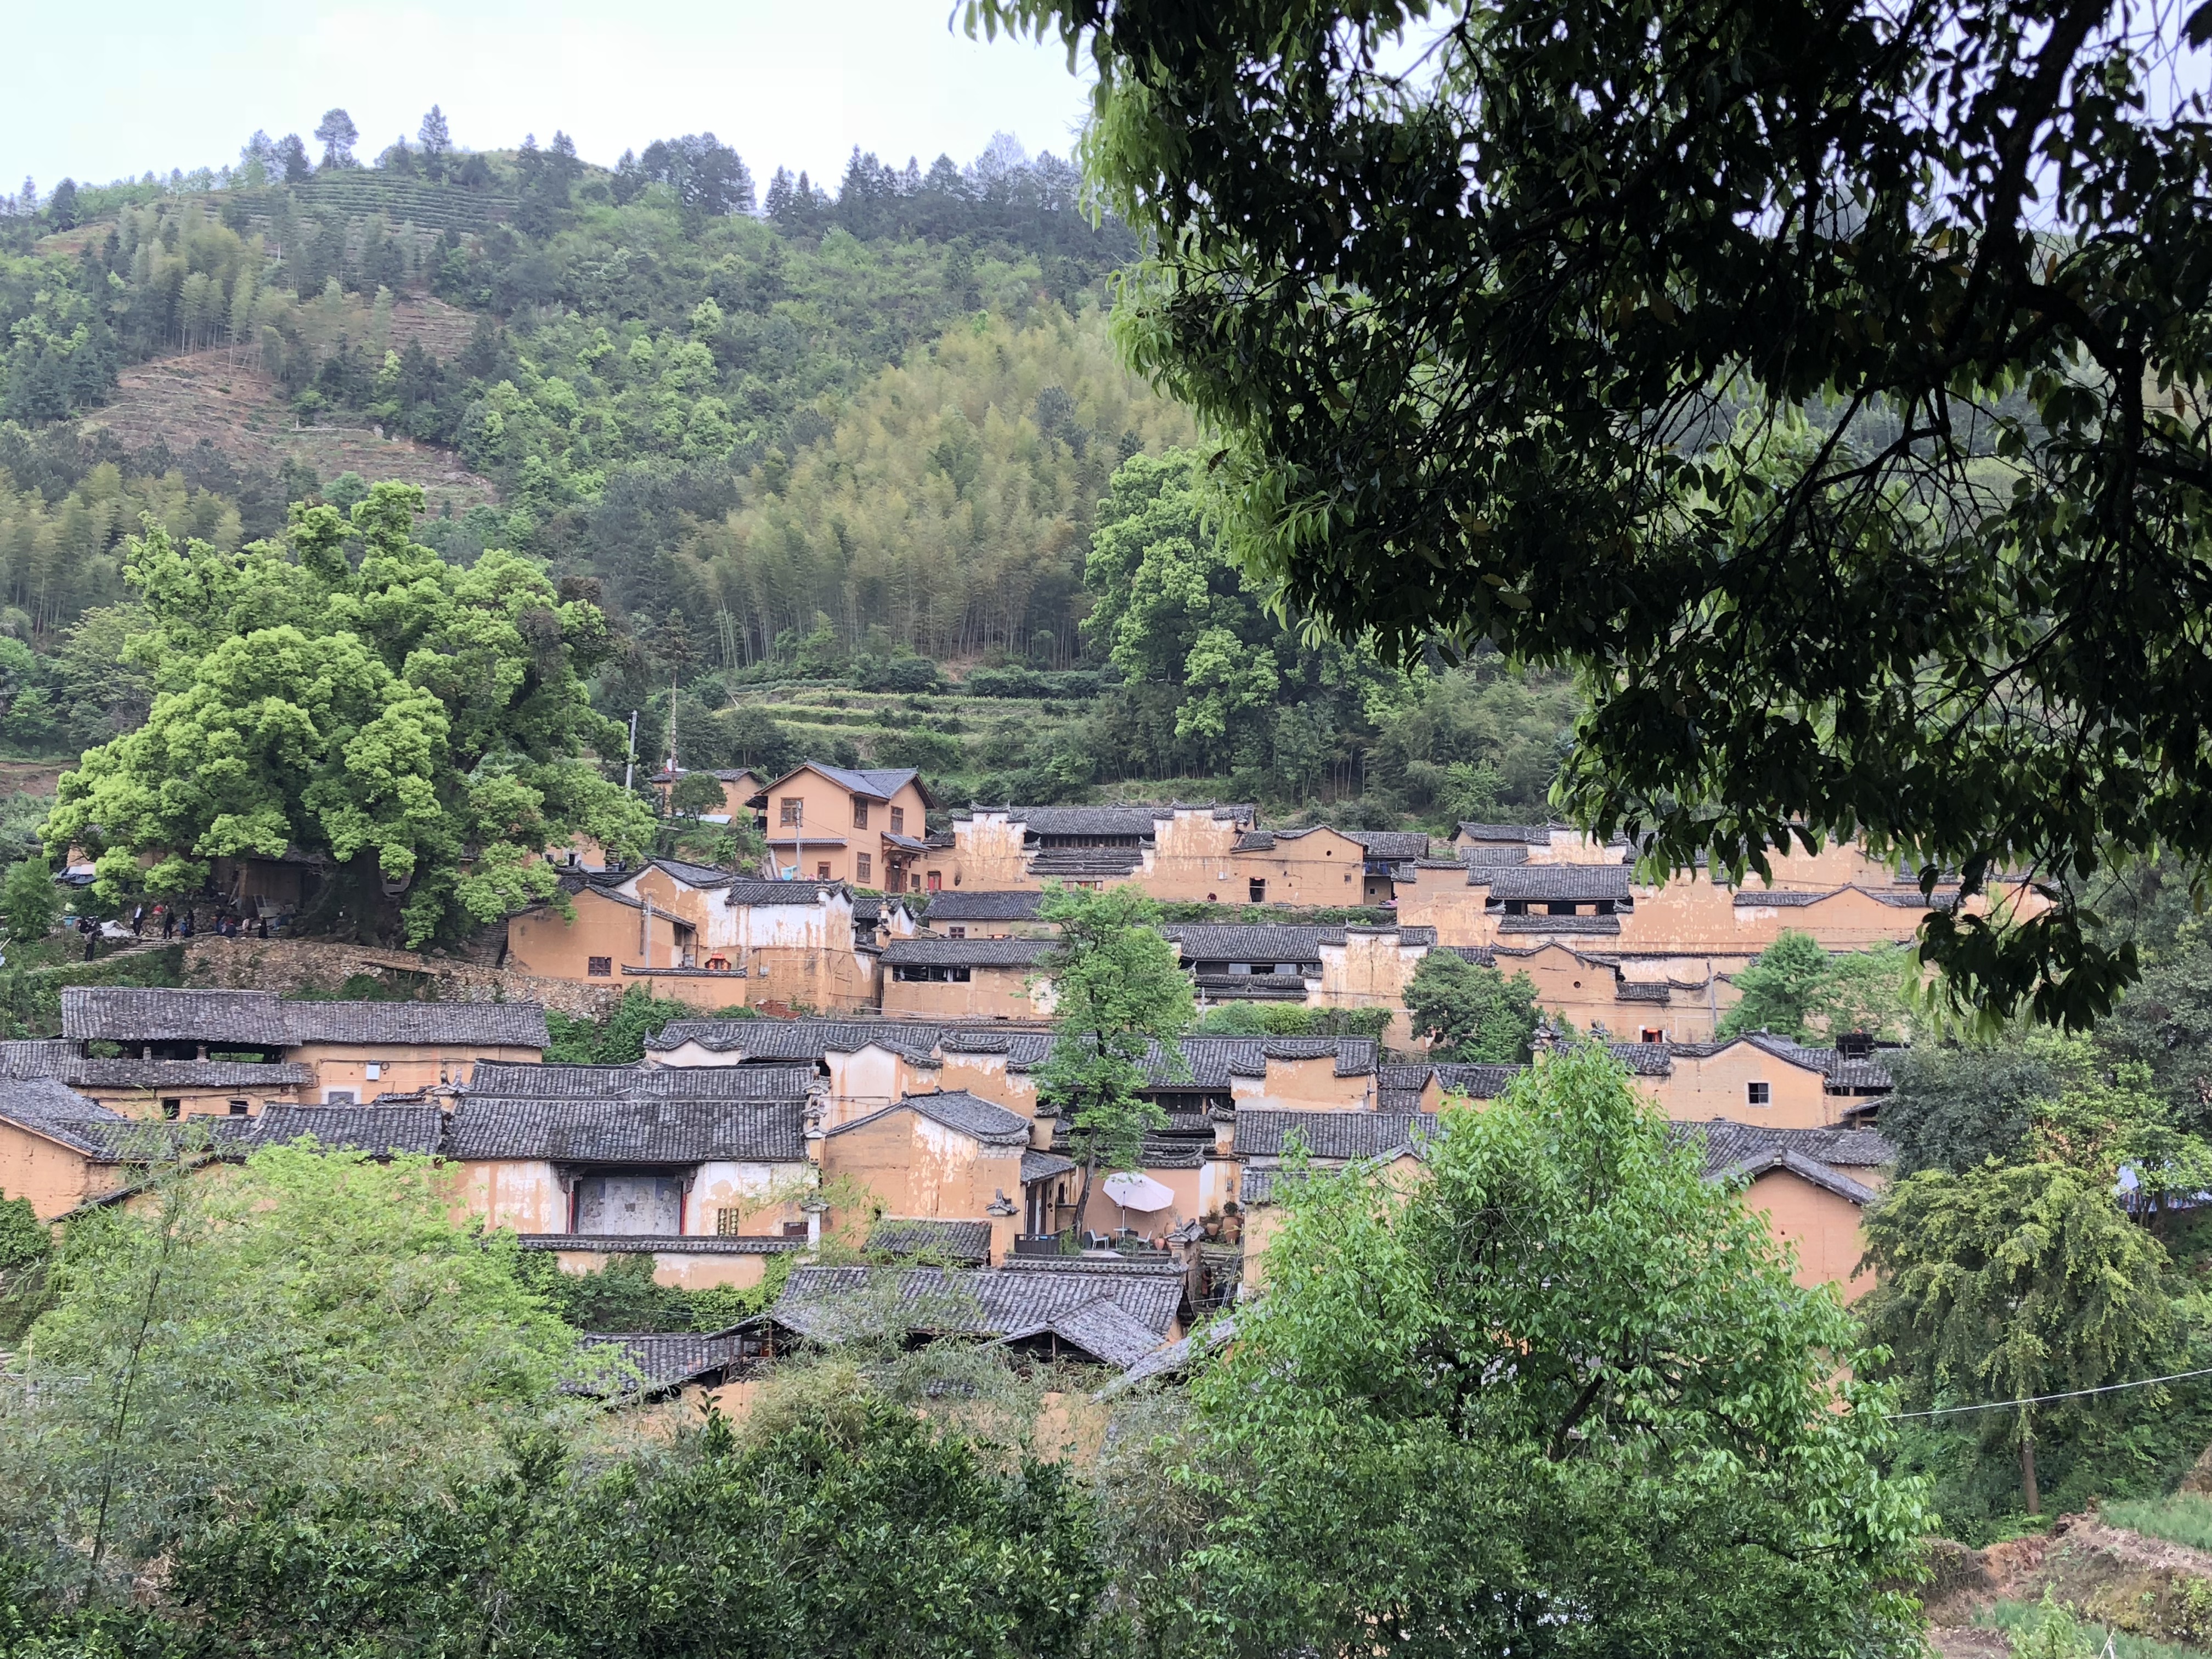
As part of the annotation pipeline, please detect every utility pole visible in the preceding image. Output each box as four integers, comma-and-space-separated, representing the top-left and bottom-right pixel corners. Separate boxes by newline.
623, 709, 639, 792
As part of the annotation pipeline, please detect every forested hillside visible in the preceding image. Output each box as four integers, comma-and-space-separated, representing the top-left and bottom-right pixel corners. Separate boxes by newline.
0, 119, 1577, 821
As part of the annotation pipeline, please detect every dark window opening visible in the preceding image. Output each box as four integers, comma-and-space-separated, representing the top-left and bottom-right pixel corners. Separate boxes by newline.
587, 955, 612, 977
1747, 1081, 1772, 1106
1248, 878, 1266, 903
160, 1097, 181, 1120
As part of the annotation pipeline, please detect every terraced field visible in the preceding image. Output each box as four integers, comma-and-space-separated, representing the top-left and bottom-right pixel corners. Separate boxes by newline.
733, 681, 1088, 792
83, 338, 497, 516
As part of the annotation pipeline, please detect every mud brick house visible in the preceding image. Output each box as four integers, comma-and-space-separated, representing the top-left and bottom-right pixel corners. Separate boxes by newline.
447, 1060, 816, 1290
749, 763, 937, 893
819, 1089, 1041, 1265
0, 1077, 236, 1217
646, 766, 765, 824
921, 890, 1053, 938
47, 988, 546, 1114
879, 936, 1056, 1020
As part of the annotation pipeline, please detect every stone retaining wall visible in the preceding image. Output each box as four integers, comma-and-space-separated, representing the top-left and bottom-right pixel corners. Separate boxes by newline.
176, 937, 637, 1019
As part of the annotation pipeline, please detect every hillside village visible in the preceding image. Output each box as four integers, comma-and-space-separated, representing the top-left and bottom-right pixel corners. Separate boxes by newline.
4, 751, 2005, 1396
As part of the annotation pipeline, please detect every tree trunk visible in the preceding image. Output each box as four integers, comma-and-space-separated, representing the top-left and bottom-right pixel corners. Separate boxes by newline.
2020, 1410, 2040, 1516
1069, 1150, 1098, 1244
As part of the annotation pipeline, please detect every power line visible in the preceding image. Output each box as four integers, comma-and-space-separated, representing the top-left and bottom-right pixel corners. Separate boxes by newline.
1886, 1364, 2212, 1420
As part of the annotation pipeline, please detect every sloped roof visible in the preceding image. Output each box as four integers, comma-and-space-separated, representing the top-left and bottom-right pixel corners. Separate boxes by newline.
1462, 844, 1532, 866
1681, 1120, 1897, 1173
1606, 1042, 1675, 1076
995, 1297, 1165, 1368
640, 857, 742, 890
579, 1330, 748, 1393
0, 1076, 136, 1155
447, 1094, 808, 1163
1028, 847, 1146, 874
827, 1090, 1032, 1148
249, 1104, 447, 1158
467, 1061, 815, 1099
1431, 1062, 1525, 1098
1001, 806, 1164, 837
1457, 822, 1552, 843
1235, 1109, 1437, 1160
784, 762, 927, 803
1097, 1314, 1238, 1397
1345, 830, 1432, 860
883, 938, 1054, 968
770, 1265, 1180, 1356
866, 1218, 994, 1265
646, 1016, 960, 1059
283, 1001, 549, 1048
0, 1041, 313, 1090
1021, 1148, 1077, 1183
924, 890, 1048, 922
1497, 913, 1622, 935
63, 987, 292, 1046
721, 879, 849, 907
1482, 865, 1634, 902
1161, 924, 1327, 962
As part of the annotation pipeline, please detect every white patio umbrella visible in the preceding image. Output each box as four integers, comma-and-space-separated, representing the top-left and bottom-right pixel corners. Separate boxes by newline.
1102, 1170, 1176, 1212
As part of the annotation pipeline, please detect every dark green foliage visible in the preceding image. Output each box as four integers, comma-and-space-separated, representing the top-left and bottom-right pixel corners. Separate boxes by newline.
0, 855, 59, 945
543, 985, 737, 1065
0, 1189, 47, 1271
983, 0, 2212, 1026
1880, 1043, 2068, 1177
1190, 1002, 1393, 1041
514, 1248, 780, 1335
1402, 949, 1539, 1062
155, 1402, 1105, 1659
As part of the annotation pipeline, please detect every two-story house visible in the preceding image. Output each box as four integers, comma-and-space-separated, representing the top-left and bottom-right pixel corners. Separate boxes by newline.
751, 764, 936, 893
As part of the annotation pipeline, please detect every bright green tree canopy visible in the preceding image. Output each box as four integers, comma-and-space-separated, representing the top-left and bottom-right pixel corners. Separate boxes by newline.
46, 483, 651, 945
1402, 947, 1539, 1062
1168, 1043, 1930, 1657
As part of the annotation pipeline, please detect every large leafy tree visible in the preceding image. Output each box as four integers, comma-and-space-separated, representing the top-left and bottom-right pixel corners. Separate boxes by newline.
1862, 1156, 2179, 1515
1033, 881, 1195, 1237
46, 483, 651, 946
1162, 1043, 1929, 1657
973, 0, 2212, 1028
1403, 946, 1539, 1059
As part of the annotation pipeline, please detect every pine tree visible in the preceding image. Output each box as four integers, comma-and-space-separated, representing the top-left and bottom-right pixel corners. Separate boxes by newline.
312, 109, 358, 171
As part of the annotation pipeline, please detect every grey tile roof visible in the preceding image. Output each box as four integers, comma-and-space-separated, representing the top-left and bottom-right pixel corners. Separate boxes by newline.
1235, 1109, 1438, 1160
1194, 973, 1311, 1000
1161, 924, 1327, 963
1345, 830, 1432, 860
1462, 844, 1532, 866
0, 1076, 134, 1155
1097, 1314, 1237, 1396
771, 1265, 1180, 1357
1496, 913, 1623, 935
995, 1298, 1164, 1368
720, 879, 849, 907
866, 1218, 994, 1264
518, 1233, 804, 1254
790, 763, 923, 801
1607, 1042, 1676, 1075
0, 1041, 312, 1090
1482, 865, 1634, 902
1731, 886, 1835, 907
249, 1104, 447, 1157
646, 1017, 957, 1059
1677, 1120, 1897, 1172
924, 890, 1047, 922
978, 805, 1165, 838
0, 1040, 74, 1076
468, 1062, 816, 1100
828, 1090, 1032, 1148
63, 987, 292, 1046
883, 938, 1054, 968
447, 1095, 808, 1163
1028, 847, 1146, 874
1432, 1063, 1526, 1098
579, 1330, 748, 1392
1615, 981, 1672, 1003
282, 1001, 549, 1048
1457, 821, 1552, 843
643, 857, 741, 889
1021, 1149, 1077, 1183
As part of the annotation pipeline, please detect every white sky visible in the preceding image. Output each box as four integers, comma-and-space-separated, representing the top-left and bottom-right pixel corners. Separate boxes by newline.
4, 0, 1094, 192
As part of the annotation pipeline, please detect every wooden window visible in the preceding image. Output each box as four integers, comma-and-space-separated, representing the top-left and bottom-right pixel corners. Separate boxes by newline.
228, 1098, 249, 1116
949, 926, 966, 939
1747, 1081, 1771, 1106
587, 955, 612, 977
856, 853, 872, 883
852, 796, 870, 828
890, 806, 906, 834
780, 798, 803, 826
816, 861, 831, 880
